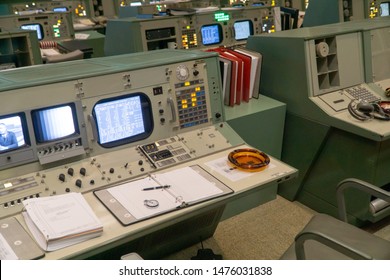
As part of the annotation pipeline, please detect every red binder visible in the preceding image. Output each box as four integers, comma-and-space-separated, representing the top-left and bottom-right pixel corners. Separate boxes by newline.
207, 47, 242, 106
225, 49, 252, 102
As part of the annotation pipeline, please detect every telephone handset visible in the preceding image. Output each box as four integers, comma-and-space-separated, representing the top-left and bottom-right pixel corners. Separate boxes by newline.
348, 100, 390, 121
356, 101, 375, 113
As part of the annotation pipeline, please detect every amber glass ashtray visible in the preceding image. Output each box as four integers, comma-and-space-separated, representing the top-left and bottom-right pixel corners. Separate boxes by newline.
228, 148, 270, 172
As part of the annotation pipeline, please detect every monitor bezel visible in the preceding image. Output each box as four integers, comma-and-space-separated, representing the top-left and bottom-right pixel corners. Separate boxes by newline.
31, 103, 80, 144
200, 24, 224, 46
380, 2, 390, 16
92, 92, 154, 149
0, 112, 30, 154
233, 19, 254, 41
53, 7, 68, 12
20, 23, 44, 40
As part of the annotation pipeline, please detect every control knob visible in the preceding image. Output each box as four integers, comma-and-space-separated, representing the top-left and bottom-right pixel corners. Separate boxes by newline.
59, 173, 66, 182
75, 179, 82, 188
67, 168, 74, 176
80, 167, 86, 176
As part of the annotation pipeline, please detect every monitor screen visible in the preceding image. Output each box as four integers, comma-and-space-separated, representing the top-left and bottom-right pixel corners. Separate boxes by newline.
20, 23, 44, 40
201, 24, 223, 46
53, 7, 68, 12
0, 113, 28, 153
380, 2, 390, 16
31, 103, 79, 143
92, 93, 153, 148
233, 20, 253, 41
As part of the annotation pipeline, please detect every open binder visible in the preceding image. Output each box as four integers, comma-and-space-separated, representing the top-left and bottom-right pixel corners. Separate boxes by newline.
94, 165, 233, 226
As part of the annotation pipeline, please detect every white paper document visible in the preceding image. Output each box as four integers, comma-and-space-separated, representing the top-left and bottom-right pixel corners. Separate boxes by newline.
22, 192, 103, 251
0, 233, 19, 260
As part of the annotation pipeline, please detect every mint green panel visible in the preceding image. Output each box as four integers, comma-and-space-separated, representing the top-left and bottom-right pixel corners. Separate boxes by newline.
278, 113, 330, 200
225, 95, 286, 159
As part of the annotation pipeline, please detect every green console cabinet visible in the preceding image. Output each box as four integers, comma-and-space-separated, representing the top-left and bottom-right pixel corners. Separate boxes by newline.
225, 95, 286, 159
222, 96, 287, 220
0, 29, 42, 69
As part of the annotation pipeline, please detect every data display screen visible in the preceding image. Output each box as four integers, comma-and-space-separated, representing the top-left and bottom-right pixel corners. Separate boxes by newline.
21, 23, 44, 40
233, 20, 253, 41
201, 24, 223, 46
380, 3, 390, 16
93, 93, 153, 148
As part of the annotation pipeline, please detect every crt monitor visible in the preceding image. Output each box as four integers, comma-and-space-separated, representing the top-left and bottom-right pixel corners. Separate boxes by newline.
380, 2, 390, 16
233, 20, 254, 41
53, 7, 68, 12
31, 103, 80, 144
20, 23, 44, 40
92, 93, 154, 148
200, 24, 223, 46
0, 113, 29, 153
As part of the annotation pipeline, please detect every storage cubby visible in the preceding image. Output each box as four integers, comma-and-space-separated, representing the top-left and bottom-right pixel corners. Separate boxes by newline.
0, 30, 42, 69
315, 36, 340, 90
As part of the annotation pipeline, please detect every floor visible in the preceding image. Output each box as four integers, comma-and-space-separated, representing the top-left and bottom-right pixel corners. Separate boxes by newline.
163, 196, 390, 260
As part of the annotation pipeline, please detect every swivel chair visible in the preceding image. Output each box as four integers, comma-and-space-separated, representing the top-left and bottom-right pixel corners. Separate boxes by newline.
281, 178, 390, 260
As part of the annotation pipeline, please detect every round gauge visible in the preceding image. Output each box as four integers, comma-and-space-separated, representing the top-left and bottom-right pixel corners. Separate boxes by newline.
176, 65, 189, 81
144, 199, 159, 208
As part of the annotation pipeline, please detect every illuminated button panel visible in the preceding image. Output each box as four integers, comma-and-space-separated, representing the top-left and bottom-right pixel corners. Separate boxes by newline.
175, 80, 208, 129
181, 28, 198, 49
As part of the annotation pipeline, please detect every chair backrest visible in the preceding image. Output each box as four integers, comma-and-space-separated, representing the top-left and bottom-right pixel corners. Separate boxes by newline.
280, 178, 390, 260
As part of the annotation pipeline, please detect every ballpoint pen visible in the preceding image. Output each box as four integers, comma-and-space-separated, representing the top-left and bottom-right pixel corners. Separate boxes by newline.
142, 185, 171, 191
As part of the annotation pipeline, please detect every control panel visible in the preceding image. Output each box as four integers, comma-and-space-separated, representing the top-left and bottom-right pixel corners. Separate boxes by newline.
104, 6, 281, 55
10, 1, 92, 19
2, 0, 117, 20
0, 49, 238, 219
0, 12, 74, 41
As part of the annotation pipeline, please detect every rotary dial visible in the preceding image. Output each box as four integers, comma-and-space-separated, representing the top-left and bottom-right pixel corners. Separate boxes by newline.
176, 65, 189, 81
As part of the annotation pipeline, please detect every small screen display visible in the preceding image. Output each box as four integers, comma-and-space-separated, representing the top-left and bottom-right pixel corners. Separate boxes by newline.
233, 20, 253, 41
380, 3, 390, 16
53, 7, 68, 12
0, 114, 27, 153
32, 104, 78, 143
201, 24, 223, 46
93, 93, 153, 148
21, 23, 44, 40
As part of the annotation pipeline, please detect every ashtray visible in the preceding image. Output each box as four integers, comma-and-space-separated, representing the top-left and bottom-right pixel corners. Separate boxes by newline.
228, 148, 270, 172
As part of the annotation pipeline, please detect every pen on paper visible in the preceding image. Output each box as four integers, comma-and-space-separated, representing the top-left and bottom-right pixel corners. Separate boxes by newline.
142, 185, 171, 191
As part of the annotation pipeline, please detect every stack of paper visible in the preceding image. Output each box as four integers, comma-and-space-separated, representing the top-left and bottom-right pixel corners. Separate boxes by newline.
22, 192, 103, 251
